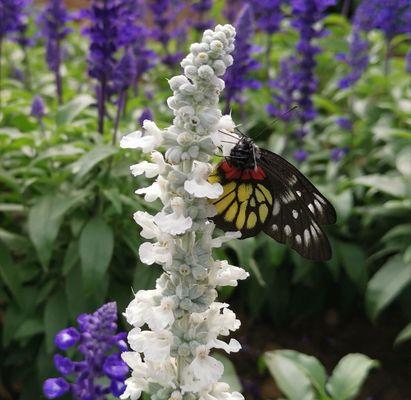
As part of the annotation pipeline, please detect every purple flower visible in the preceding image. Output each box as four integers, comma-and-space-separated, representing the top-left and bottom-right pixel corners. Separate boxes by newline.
293, 149, 309, 163
0, 0, 29, 39
112, 49, 136, 94
354, 0, 411, 41
336, 28, 369, 89
224, 4, 261, 110
38, 0, 71, 104
250, 0, 283, 34
330, 146, 349, 162
223, 0, 245, 23
43, 378, 70, 399
191, 0, 214, 31
267, 56, 298, 120
138, 107, 153, 127
30, 95, 46, 119
407, 48, 411, 73
290, 0, 336, 127
148, 0, 186, 67
335, 116, 353, 131
44, 303, 128, 400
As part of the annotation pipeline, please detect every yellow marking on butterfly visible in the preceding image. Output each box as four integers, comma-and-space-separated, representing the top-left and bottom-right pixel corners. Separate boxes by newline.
246, 211, 257, 229
257, 184, 273, 204
236, 201, 248, 230
215, 192, 235, 214
225, 201, 238, 222
208, 174, 220, 184
255, 188, 265, 203
222, 181, 237, 197
259, 204, 268, 222
250, 197, 256, 207
238, 183, 253, 202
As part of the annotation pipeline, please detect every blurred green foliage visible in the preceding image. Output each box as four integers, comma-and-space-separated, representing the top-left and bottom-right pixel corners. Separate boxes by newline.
0, 4, 410, 399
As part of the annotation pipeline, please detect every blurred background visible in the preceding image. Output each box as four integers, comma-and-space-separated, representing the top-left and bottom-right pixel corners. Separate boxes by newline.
0, 0, 411, 398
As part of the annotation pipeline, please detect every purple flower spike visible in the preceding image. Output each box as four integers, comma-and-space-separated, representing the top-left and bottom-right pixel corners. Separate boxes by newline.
335, 117, 353, 131
43, 378, 70, 399
45, 303, 128, 400
224, 4, 261, 110
250, 0, 283, 34
293, 149, 309, 163
0, 0, 29, 40
55, 327, 80, 350
30, 95, 46, 119
103, 354, 129, 380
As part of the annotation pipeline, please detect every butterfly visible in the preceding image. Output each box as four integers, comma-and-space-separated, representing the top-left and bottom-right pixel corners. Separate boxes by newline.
208, 130, 336, 261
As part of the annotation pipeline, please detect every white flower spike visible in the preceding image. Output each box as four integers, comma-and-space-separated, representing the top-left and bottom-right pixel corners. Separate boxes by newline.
121, 25, 247, 400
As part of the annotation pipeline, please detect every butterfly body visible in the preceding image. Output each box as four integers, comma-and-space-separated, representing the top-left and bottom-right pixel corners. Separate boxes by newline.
209, 135, 336, 261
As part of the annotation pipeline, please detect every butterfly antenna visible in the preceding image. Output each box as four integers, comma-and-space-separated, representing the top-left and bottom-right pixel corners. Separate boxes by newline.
218, 129, 239, 140
253, 105, 298, 140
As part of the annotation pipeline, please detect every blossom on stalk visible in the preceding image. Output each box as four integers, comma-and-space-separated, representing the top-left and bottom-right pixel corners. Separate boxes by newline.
39, 0, 71, 104
31, 95, 46, 119
336, 28, 369, 89
330, 147, 348, 162
43, 302, 128, 400
250, 0, 283, 34
224, 4, 261, 110
120, 24, 248, 399
192, 0, 214, 32
0, 0, 28, 40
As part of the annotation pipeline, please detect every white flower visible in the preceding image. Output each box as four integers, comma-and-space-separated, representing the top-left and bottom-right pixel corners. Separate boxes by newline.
139, 241, 174, 267
128, 328, 173, 362
209, 260, 249, 287
181, 346, 224, 392
130, 151, 167, 178
185, 162, 223, 199
120, 121, 164, 153
124, 289, 158, 327
135, 181, 161, 202
199, 383, 244, 400
205, 303, 241, 338
210, 115, 238, 154
150, 296, 175, 331
133, 211, 159, 239
153, 197, 192, 235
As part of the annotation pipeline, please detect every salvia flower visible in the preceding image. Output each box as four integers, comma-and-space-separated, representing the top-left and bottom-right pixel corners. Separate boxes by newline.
250, 0, 283, 34
38, 0, 71, 104
354, 0, 411, 41
290, 0, 336, 129
138, 107, 153, 127
0, 0, 28, 40
43, 302, 128, 400
120, 24, 248, 399
30, 95, 46, 119
330, 146, 349, 162
82, 0, 124, 133
192, 0, 214, 31
335, 116, 353, 131
293, 149, 309, 163
224, 4, 261, 110
336, 28, 369, 89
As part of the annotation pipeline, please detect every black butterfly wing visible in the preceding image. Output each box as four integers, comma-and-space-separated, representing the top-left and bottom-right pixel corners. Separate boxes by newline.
208, 167, 273, 238
259, 149, 335, 261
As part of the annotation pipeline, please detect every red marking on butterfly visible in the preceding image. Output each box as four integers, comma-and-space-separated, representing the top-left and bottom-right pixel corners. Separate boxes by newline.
220, 161, 266, 181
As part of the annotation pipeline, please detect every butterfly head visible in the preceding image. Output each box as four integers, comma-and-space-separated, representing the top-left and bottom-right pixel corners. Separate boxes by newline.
229, 136, 259, 170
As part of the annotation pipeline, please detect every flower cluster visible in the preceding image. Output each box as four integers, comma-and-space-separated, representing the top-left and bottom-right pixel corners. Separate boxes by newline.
120, 24, 248, 399
0, 0, 29, 40
336, 28, 369, 89
250, 0, 283, 34
43, 302, 128, 400
223, 4, 260, 110
38, 0, 71, 103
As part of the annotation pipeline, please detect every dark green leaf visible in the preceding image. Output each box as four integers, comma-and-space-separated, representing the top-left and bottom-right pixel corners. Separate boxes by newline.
55, 94, 95, 126
44, 290, 68, 353
0, 241, 23, 306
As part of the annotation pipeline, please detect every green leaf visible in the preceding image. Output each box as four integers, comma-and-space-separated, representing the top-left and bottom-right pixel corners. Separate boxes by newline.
365, 255, 411, 321
79, 217, 114, 296
133, 264, 161, 292
44, 290, 68, 352
264, 350, 316, 400
65, 265, 89, 319
353, 175, 406, 198
326, 353, 379, 400
62, 240, 79, 276
15, 318, 44, 339
396, 147, 411, 177
337, 242, 367, 292
55, 94, 95, 126
0, 241, 23, 305
213, 353, 242, 392
71, 145, 118, 182
394, 322, 411, 346
28, 193, 86, 268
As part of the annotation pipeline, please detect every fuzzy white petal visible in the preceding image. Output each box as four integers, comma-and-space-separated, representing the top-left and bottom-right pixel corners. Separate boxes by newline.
184, 162, 223, 199
135, 182, 161, 202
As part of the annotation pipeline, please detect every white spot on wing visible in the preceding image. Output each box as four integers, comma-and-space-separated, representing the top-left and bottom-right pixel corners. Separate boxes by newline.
289, 175, 297, 185
295, 234, 302, 245
284, 225, 292, 236
304, 229, 310, 245
314, 199, 322, 214
296, 190, 302, 197
308, 203, 315, 214
272, 224, 278, 231
314, 193, 326, 204
292, 209, 299, 219
310, 225, 318, 241
281, 190, 296, 204
272, 200, 280, 216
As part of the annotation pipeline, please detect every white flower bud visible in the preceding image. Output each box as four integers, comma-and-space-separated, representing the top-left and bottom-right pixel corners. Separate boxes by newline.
184, 65, 198, 79
198, 65, 215, 80
177, 131, 194, 146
